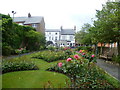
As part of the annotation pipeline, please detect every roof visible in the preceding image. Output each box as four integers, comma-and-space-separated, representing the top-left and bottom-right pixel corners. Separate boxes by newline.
45, 29, 61, 32
13, 16, 43, 24
61, 29, 75, 35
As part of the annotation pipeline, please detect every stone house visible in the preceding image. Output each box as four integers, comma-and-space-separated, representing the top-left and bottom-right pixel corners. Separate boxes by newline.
13, 13, 45, 34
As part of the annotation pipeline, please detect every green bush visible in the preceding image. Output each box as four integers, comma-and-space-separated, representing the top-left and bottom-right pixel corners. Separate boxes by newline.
2, 45, 13, 56
33, 50, 68, 62
76, 46, 93, 52
2, 61, 39, 74
47, 46, 56, 51
112, 55, 120, 64
15, 48, 29, 54
47, 55, 113, 88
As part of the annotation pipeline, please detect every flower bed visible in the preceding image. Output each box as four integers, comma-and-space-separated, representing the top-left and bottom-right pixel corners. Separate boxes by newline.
2, 57, 39, 74
32, 50, 69, 62
47, 54, 114, 88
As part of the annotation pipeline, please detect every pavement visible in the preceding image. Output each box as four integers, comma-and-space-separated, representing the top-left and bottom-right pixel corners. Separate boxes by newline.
2, 51, 39, 60
96, 59, 120, 81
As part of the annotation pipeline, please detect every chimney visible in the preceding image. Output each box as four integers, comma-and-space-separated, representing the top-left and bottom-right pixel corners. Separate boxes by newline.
74, 26, 76, 30
28, 13, 31, 18
60, 26, 63, 30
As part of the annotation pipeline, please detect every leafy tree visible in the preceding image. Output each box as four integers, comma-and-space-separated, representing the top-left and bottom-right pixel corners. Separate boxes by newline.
1, 14, 46, 55
92, 2, 120, 56
75, 23, 92, 45
25, 30, 46, 51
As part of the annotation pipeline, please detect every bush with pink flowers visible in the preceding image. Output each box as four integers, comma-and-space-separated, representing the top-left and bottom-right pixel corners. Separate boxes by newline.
47, 53, 113, 88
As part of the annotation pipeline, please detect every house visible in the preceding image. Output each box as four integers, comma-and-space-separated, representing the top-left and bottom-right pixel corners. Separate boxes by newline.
45, 29, 61, 46
13, 13, 45, 34
45, 26, 76, 47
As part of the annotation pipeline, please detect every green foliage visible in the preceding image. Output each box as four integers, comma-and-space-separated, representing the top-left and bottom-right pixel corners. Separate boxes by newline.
48, 56, 113, 88
2, 43, 13, 56
25, 30, 46, 51
47, 46, 56, 51
15, 47, 29, 54
2, 60, 39, 74
76, 46, 93, 52
33, 50, 68, 62
75, 23, 92, 45
112, 55, 120, 64
1, 13, 46, 56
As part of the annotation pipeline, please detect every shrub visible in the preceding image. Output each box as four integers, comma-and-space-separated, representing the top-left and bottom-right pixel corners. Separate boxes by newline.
47, 55, 113, 88
15, 47, 29, 54
33, 50, 68, 62
2, 45, 13, 56
112, 55, 120, 64
76, 46, 93, 52
47, 46, 56, 51
2, 60, 39, 74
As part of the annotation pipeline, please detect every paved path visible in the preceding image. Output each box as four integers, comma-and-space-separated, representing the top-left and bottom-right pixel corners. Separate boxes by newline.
96, 59, 120, 81
2, 51, 40, 60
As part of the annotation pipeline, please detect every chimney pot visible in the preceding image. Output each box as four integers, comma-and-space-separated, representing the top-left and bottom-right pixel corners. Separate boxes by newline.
28, 13, 31, 18
74, 26, 76, 30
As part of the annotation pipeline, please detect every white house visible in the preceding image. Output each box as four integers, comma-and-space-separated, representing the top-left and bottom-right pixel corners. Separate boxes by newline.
45, 26, 76, 47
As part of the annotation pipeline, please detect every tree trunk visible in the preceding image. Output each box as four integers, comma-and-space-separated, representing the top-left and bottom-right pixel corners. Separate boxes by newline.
95, 44, 98, 55
117, 40, 120, 56
100, 43, 103, 55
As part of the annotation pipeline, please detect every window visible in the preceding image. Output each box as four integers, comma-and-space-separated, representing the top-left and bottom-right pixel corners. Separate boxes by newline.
62, 36, 66, 40
32, 24, 37, 27
70, 36, 73, 40
55, 37, 57, 40
49, 36, 51, 40
52, 37, 54, 40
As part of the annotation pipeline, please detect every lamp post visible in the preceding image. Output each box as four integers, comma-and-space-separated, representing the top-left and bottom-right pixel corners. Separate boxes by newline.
12, 11, 16, 22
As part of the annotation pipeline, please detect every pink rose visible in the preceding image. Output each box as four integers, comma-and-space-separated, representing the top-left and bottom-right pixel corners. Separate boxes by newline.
91, 54, 95, 58
58, 62, 62, 67
79, 50, 82, 53
66, 58, 72, 62
74, 54, 80, 59
82, 53, 85, 55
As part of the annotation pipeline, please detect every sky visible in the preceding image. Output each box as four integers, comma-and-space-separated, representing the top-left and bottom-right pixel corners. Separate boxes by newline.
0, 0, 108, 31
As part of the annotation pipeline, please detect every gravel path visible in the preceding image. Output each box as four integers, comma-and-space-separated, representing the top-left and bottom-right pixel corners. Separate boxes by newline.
96, 59, 120, 81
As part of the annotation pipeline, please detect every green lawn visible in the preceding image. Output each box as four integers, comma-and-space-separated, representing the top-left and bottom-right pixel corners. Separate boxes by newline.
2, 71, 70, 88
2, 54, 71, 88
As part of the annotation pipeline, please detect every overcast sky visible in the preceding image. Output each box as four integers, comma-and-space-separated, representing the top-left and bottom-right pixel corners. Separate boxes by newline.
1, 0, 107, 31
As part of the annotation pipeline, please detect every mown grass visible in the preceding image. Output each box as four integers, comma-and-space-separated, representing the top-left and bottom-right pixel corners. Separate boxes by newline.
2, 71, 70, 88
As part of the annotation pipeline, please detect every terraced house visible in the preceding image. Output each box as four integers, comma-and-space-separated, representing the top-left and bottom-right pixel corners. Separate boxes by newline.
13, 13, 45, 34
45, 26, 76, 47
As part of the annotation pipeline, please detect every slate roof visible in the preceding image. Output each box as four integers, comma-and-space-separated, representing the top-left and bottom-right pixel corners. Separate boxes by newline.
13, 16, 43, 24
45, 29, 75, 35
45, 29, 61, 32
61, 29, 75, 35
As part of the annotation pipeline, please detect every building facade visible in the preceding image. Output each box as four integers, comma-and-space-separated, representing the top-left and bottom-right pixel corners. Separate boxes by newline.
45, 26, 76, 47
13, 13, 45, 34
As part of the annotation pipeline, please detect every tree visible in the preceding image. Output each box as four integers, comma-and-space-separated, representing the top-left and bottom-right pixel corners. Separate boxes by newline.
25, 30, 46, 51
92, 2, 120, 56
1, 14, 46, 55
75, 23, 92, 45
